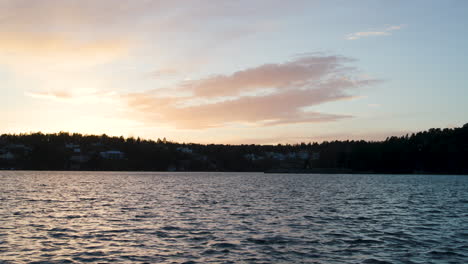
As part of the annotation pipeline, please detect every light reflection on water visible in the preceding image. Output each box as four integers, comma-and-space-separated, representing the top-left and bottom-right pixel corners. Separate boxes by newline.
0, 171, 467, 263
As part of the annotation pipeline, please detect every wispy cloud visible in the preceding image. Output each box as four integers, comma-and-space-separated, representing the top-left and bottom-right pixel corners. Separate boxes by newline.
0, 0, 301, 69
26, 89, 117, 103
346, 24, 405, 40
26, 90, 73, 100
123, 54, 380, 129
0, 1, 142, 66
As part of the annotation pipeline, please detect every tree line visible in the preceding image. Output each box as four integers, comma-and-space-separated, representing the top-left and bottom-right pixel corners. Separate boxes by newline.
0, 123, 467, 174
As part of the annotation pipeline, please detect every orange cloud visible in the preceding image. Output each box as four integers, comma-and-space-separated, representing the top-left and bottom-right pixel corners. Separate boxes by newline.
0, 1, 313, 70
124, 55, 379, 129
0, 1, 143, 68
0, 32, 130, 67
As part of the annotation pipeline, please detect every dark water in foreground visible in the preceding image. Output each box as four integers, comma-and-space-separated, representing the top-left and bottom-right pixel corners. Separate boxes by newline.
0, 172, 467, 264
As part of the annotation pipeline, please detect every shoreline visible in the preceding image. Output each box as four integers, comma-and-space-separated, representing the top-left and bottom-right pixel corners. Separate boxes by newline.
1, 169, 467, 176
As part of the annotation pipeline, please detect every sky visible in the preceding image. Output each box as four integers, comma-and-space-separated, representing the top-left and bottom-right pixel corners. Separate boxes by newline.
1, 0, 467, 144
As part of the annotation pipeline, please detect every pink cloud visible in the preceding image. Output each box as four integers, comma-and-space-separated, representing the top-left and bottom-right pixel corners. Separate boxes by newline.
124, 55, 379, 129
179, 55, 355, 97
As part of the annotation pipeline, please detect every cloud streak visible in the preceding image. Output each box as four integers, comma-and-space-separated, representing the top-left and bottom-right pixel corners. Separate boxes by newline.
26, 89, 117, 104
346, 24, 404, 40
124, 55, 379, 129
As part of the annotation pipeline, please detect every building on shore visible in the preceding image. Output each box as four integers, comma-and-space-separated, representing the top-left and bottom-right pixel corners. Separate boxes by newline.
99, 150, 125, 160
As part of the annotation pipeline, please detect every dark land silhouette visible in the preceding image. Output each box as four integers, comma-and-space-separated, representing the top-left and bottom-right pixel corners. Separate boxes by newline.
0, 123, 467, 174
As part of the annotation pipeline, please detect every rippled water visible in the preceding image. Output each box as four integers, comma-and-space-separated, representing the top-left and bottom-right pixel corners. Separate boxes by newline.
0, 172, 467, 264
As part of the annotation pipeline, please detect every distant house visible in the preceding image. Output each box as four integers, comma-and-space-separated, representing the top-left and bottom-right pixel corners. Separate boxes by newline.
65, 144, 81, 154
284, 151, 309, 160
2, 144, 31, 159
176, 147, 193, 154
65, 143, 80, 149
6, 144, 32, 153
99, 151, 125, 160
264, 152, 286, 161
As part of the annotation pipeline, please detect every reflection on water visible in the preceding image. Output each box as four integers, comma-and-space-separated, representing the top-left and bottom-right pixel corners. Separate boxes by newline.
0, 171, 467, 263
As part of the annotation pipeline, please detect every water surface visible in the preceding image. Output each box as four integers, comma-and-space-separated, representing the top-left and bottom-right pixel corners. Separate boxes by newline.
0, 171, 467, 263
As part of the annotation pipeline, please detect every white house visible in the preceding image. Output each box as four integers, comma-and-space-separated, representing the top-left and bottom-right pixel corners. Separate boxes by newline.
6, 144, 32, 152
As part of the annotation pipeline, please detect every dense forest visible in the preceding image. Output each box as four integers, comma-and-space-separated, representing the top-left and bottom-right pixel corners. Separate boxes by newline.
1, 123, 467, 174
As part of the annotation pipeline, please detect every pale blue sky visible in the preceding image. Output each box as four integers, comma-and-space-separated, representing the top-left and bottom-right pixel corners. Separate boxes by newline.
0, 0, 467, 143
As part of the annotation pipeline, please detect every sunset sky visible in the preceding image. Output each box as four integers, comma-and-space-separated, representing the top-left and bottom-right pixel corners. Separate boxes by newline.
1, 0, 467, 144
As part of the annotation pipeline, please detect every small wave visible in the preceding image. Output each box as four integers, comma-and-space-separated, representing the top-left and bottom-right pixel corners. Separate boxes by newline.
100, 229, 130, 233
347, 238, 384, 245
161, 226, 184, 231
202, 249, 220, 255
210, 242, 238, 249
428, 250, 465, 257
72, 256, 114, 263
49, 233, 79, 239
49, 227, 76, 232
65, 215, 82, 219
325, 232, 348, 238
289, 250, 320, 258
246, 236, 291, 245
29, 260, 75, 264
134, 214, 156, 218
150, 231, 169, 237
83, 251, 106, 257
362, 258, 392, 264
